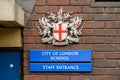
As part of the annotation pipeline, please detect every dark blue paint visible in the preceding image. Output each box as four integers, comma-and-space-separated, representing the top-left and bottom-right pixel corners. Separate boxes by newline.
30, 50, 92, 62
0, 51, 20, 80
30, 63, 92, 72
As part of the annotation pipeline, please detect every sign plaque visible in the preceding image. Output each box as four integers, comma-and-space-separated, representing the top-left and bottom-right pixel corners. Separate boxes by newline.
30, 63, 92, 72
30, 50, 92, 62
30, 50, 92, 72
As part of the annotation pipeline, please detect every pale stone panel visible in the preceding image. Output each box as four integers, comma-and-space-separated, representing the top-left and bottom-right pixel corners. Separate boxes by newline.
0, 0, 24, 27
0, 28, 22, 47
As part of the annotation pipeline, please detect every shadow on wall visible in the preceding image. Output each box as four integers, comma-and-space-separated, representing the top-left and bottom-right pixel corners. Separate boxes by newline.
15, 0, 36, 13
15, 0, 36, 25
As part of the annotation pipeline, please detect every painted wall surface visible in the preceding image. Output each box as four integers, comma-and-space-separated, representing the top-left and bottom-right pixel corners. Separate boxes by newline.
23, 0, 120, 80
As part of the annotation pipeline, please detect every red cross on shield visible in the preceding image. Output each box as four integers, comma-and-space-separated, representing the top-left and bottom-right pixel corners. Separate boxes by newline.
53, 23, 68, 41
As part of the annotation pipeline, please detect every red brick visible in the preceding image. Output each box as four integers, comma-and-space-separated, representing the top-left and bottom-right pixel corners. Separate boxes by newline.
70, 0, 90, 5
82, 6, 104, 13
23, 67, 30, 75
82, 36, 105, 44
82, 29, 94, 36
83, 21, 104, 28
118, 29, 120, 36
105, 53, 120, 59
47, 75, 70, 80
24, 29, 39, 36
24, 75, 46, 80
32, 44, 46, 49
47, 0, 69, 5
94, 14, 117, 21
34, 21, 39, 28
24, 37, 34, 43
106, 8, 120, 14
34, 6, 58, 13
60, 6, 82, 13
71, 76, 117, 80
24, 44, 33, 51
117, 77, 120, 80
92, 68, 105, 75
71, 44, 93, 50
23, 0, 120, 78
93, 29, 117, 36
105, 21, 120, 29
35, 0, 46, 5
23, 59, 29, 67
23, 52, 29, 59
104, 37, 120, 44
93, 52, 105, 59
116, 44, 120, 51
94, 60, 117, 68
34, 36, 42, 44
59, 75, 70, 80
25, 21, 35, 29
24, 44, 46, 51
104, 68, 120, 75
118, 14, 120, 20
47, 44, 70, 49
94, 44, 117, 52
29, 13, 45, 21
118, 60, 120, 67
84, 28, 115, 36
74, 14, 93, 21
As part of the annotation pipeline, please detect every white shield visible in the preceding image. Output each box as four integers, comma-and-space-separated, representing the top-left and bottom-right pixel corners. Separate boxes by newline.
53, 23, 68, 41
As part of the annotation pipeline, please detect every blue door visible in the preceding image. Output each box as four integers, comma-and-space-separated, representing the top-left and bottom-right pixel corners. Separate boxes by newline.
0, 51, 20, 80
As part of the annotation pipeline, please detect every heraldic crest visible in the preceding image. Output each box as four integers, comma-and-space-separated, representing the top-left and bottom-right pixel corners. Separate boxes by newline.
37, 9, 83, 46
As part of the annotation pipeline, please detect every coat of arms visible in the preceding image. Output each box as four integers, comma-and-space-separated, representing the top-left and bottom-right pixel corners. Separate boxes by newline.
37, 9, 83, 46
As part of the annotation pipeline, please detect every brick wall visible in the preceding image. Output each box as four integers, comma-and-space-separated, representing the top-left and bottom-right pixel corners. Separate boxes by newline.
23, 0, 120, 80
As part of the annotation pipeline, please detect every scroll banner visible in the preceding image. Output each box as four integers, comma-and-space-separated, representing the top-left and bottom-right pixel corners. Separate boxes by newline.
30, 50, 92, 72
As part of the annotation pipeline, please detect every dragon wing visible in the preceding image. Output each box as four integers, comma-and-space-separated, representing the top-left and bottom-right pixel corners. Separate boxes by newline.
39, 18, 46, 29
74, 17, 82, 29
